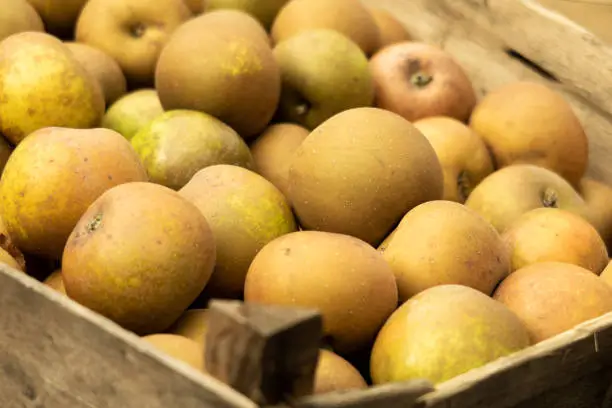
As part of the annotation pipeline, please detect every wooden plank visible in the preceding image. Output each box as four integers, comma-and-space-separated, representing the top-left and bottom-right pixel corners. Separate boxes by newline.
367, 0, 612, 187
205, 300, 323, 406
276, 381, 434, 408
0, 263, 257, 408
414, 312, 612, 407
537, 0, 612, 44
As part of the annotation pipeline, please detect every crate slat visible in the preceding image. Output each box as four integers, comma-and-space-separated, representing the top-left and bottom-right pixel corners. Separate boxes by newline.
0, 265, 255, 408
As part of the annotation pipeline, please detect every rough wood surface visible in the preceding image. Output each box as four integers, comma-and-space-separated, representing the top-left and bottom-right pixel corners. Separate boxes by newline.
538, 0, 612, 44
0, 264, 256, 408
367, 0, 612, 187
272, 381, 433, 408
205, 300, 323, 406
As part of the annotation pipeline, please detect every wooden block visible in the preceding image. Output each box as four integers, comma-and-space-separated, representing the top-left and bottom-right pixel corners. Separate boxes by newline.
205, 300, 323, 406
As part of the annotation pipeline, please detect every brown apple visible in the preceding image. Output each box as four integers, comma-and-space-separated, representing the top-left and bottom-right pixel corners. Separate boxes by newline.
493, 262, 612, 343
579, 178, 612, 251
469, 81, 588, 186
369, 41, 476, 123
75, 0, 192, 86
502, 208, 608, 274
413, 116, 494, 203
1, 0, 44, 42
64, 42, 127, 105
465, 164, 587, 233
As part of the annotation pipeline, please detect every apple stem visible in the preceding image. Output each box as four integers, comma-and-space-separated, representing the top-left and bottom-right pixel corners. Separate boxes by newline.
410, 72, 433, 87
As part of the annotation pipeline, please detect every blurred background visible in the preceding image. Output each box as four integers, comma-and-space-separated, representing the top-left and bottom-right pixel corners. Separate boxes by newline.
538, 0, 612, 43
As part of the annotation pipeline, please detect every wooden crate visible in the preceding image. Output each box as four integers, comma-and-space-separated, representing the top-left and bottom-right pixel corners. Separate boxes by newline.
4, 0, 612, 407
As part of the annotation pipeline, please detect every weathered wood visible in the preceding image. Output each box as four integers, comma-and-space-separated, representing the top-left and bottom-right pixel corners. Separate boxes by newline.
538, 0, 612, 44
367, 0, 612, 187
414, 312, 612, 407
205, 300, 323, 406
0, 264, 256, 408
272, 381, 434, 408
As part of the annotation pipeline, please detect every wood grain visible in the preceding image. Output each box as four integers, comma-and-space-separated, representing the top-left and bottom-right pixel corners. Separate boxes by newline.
0, 264, 256, 408
275, 381, 434, 408
367, 0, 612, 187
538, 0, 612, 44
205, 300, 323, 406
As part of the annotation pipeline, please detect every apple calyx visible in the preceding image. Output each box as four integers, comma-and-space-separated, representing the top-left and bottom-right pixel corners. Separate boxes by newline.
410, 72, 433, 88
294, 102, 310, 117
541, 188, 559, 208
129, 23, 147, 38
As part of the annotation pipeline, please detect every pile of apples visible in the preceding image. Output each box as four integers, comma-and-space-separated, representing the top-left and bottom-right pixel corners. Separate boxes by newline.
2, 0, 612, 398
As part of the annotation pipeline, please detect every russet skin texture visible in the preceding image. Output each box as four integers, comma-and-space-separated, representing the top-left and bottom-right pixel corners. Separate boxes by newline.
465, 164, 587, 233
142, 334, 206, 372
413, 116, 494, 203
382, 200, 510, 302
131, 110, 254, 190
65, 42, 128, 106
244, 230, 398, 354
1, 0, 44, 42
493, 262, 612, 343
313, 349, 367, 395
0, 32, 105, 145
288, 107, 443, 247
250, 123, 310, 198
62, 182, 216, 335
273, 29, 375, 130
180, 164, 297, 298
76, 0, 192, 86
502, 208, 609, 274
469, 81, 588, 187
371, 285, 530, 385
102, 89, 165, 141
168, 309, 210, 347
0, 127, 148, 259
271, 0, 380, 56
155, 13, 280, 139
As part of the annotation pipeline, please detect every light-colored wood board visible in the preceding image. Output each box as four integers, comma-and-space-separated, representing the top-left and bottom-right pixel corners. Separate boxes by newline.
365, 0, 612, 187
512, 369, 612, 408
272, 381, 433, 408
0, 264, 256, 408
538, 0, 612, 44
